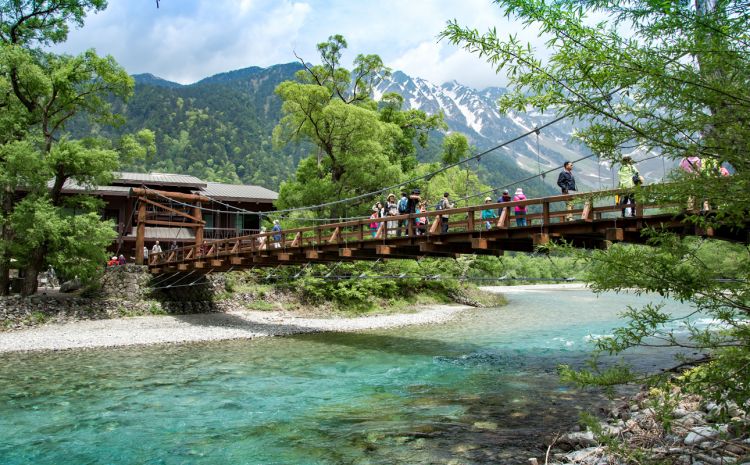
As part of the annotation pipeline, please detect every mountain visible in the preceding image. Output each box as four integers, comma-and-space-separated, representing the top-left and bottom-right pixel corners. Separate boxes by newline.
374, 71, 668, 190
70, 62, 665, 196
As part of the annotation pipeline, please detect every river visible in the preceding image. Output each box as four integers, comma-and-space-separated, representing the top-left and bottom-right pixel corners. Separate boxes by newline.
0, 288, 697, 464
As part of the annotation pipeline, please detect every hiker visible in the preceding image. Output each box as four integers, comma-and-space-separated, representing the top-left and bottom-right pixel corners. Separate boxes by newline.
143, 246, 149, 262
369, 205, 380, 237
481, 196, 497, 230
151, 240, 162, 255
496, 189, 512, 217
557, 161, 577, 221
512, 188, 527, 226
416, 202, 428, 235
438, 192, 454, 234
271, 220, 282, 248
118, 254, 126, 266
679, 156, 702, 174
618, 155, 642, 217
107, 256, 118, 267
169, 240, 178, 251
385, 193, 399, 237
404, 189, 421, 235
397, 192, 409, 236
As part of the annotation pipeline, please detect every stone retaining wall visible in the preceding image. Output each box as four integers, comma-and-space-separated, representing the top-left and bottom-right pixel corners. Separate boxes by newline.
1, 266, 227, 330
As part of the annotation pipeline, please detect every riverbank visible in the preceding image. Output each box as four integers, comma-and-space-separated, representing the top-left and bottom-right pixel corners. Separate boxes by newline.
0, 304, 475, 353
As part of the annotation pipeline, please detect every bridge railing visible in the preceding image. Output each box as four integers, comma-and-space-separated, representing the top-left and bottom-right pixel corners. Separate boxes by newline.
149, 187, 671, 266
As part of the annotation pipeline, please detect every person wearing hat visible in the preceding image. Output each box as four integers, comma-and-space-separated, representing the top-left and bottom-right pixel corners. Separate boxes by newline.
481, 196, 497, 230
438, 192, 454, 234
385, 193, 399, 237
257, 226, 268, 250
512, 188, 528, 226
617, 155, 641, 217
496, 189, 512, 217
107, 256, 118, 267
271, 219, 282, 248
369, 204, 381, 237
557, 161, 577, 221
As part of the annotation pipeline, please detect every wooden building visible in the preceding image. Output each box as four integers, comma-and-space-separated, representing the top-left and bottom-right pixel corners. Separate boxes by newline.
58, 172, 278, 259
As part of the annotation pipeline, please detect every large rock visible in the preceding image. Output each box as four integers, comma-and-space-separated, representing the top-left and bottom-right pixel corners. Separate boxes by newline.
684, 425, 727, 445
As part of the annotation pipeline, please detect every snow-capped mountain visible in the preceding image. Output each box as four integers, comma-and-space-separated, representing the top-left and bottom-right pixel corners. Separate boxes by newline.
374, 71, 667, 189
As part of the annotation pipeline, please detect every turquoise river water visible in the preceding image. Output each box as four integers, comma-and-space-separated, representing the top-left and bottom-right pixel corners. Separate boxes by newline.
0, 289, 698, 464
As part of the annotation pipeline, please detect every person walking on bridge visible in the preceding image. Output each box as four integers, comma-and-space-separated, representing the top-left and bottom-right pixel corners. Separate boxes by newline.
438, 192, 454, 234
557, 161, 577, 221
512, 188, 527, 226
618, 155, 642, 217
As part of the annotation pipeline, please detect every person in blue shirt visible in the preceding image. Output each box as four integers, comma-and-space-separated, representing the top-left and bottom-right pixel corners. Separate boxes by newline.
271, 220, 282, 248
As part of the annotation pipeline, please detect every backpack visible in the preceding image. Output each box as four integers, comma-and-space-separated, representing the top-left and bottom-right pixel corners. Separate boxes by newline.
435, 201, 443, 211
397, 197, 408, 214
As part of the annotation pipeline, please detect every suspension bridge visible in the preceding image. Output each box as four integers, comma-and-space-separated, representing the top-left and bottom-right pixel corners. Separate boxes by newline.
140, 186, 746, 275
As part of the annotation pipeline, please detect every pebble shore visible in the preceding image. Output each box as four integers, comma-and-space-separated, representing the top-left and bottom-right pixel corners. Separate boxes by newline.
0, 304, 472, 353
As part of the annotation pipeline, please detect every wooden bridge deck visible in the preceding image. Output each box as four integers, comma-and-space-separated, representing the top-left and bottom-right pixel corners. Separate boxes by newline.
146, 189, 746, 274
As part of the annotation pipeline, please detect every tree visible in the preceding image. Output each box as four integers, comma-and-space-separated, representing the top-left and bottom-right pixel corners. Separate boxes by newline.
442, 0, 750, 418
1, 1, 153, 295
273, 35, 445, 217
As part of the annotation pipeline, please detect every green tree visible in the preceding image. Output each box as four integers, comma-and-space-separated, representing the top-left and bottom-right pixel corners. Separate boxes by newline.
442, 0, 750, 417
273, 35, 445, 217
0, 1, 153, 295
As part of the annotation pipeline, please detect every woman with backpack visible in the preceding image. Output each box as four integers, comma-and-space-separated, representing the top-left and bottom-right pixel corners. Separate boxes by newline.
618, 156, 642, 217
415, 202, 429, 235
513, 188, 528, 226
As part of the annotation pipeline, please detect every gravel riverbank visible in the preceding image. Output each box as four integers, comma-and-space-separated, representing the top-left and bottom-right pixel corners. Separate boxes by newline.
0, 304, 473, 353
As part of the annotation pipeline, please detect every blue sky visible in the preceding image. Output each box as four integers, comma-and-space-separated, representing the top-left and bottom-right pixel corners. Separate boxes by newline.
51, 0, 545, 89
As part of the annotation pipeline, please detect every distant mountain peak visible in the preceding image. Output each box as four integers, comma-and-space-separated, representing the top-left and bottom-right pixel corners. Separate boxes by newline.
132, 73, 183, 88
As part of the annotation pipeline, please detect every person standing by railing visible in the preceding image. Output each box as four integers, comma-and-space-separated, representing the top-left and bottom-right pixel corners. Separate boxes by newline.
618, 155, 642, 217
272, 220, 282, 248
557, 161, 577, 221
438, 192, 454, 233
481, 196, 497, 230
385, 193, 399, 237
512, 188, 527, 226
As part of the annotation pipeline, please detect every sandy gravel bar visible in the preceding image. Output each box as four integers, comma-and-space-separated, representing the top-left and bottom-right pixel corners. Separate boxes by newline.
480, 283, 589, 293
0, 305, 472, 353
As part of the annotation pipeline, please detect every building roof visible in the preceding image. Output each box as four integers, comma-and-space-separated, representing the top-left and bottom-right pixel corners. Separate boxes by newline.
200, 182, 279, 202
112, 172, 206, 188
50, 173, 278, 204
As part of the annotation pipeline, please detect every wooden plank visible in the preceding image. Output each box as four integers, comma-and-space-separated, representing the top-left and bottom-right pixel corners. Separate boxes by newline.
291, 232, 302, 247
139, 197, 204, 223
496, 208, 509, 229
376, 245, 391, 255
306, 250, 319, 259
135, 202, 146, 265
194, 261, 205, 269
231, 240, 240, 254
328, 227, 341, 244
143, 219, 204, 228
277, 253, 291, 261
230, 257, 244, 265
429, 216, 441, 235
581, 201, 592, 222
532, 233, 550, 246
150, 268, 161, 274
339, 248, 353, 257
605, 228, 624, 242
211, 259, 223, 267
471, 238, 489, 250
177, 264, 189, 271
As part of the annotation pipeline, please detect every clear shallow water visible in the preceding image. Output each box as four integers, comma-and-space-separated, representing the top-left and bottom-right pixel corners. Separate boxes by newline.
0, 290, 696, 464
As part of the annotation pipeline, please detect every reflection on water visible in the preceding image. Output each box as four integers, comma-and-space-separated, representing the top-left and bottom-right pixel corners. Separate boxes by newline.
0, 290, 695, 464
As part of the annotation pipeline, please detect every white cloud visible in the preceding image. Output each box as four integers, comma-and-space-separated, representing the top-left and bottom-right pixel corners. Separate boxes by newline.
51, 0, 549, 88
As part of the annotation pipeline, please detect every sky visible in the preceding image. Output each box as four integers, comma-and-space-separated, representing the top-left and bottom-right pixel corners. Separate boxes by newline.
51, 0, 547, 90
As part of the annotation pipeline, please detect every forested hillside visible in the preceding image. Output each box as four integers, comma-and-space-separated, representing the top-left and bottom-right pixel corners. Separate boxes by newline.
69, 62, 555, 197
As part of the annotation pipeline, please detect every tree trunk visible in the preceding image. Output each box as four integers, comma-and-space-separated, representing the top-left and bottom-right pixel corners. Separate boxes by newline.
0, 264, 9, 296
20, 245, 45, 296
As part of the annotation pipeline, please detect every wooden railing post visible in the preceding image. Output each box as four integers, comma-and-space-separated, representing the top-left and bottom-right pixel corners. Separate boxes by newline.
543, 201, 550, 230
135, 201, 147, 265
467, 210, 475, 232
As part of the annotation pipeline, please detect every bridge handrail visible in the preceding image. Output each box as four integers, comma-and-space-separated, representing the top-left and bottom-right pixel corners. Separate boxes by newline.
149, 186, 663, 266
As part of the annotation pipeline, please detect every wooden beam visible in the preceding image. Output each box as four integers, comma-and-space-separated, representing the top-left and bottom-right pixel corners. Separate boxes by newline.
291, 232, 302, 247
277, 253, 292, 261
130, 188, 210, 203
429, 216, 441, 235
135, 201, 146, 265
194, 261, 205, 269
496, 208, 509, 229
471, 238, 488, 250
211, 259, 223, 267
532, 233, 550, 246
605, 228, 624, 242
177, 264, 189, 271
339, 248, 353, 257
143, 219, 204, 228
306, 250, 319, 259
194, 203, 203, 246
230, 257, 244, 265
376, 245, 391, 255
374, 222, 385, 240
581, 201, 592, 222
150, 268, 161, 274
328, 227, 341, 244
139, 197, 204, 223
